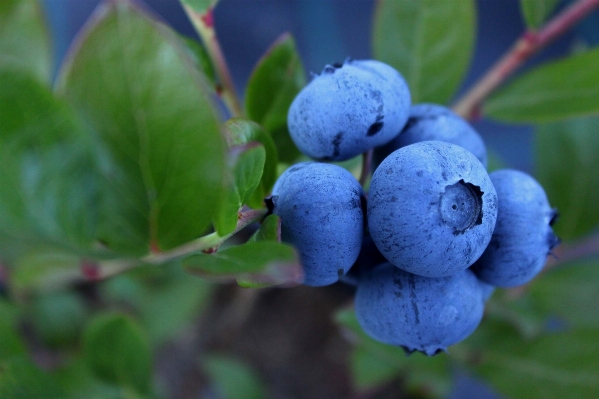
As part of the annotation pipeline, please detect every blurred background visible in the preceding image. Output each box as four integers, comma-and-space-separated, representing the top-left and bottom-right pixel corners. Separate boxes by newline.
26, 1, 599, 398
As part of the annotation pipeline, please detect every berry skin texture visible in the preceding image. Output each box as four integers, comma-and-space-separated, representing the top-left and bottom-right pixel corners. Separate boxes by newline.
355, 263, 485, 355
472, 169, 559, 288
368, 141, 498, 277
287, 59, 411, 161
374, 103, 488, 169
271, 162, 365, 286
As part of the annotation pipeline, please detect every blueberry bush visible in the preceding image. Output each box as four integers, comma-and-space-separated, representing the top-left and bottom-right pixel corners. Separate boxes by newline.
1, 0, 599, 398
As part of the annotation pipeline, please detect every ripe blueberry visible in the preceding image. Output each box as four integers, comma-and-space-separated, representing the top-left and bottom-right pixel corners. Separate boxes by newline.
287, 59, 411, 161
374, 103, 487, 169
355, 263, 485, 355
271, 162, 365, 286
368, 141, 498, 277
472, 169, 559, 287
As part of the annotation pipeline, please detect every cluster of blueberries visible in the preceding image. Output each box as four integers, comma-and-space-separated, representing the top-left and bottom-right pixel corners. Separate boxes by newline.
268, 59, 559, 355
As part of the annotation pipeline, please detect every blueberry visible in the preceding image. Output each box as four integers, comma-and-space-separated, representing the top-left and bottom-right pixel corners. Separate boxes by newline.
271, 162, 365, 286
355, 263, 485, 355
472, 169, 559, 287
342, 233, 388, 286
374, 103, 487, 170
287, 59, 411, 161
367, 141, 498, 277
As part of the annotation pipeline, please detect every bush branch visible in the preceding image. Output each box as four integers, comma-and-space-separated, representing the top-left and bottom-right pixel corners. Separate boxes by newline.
453, 0, 599, 120
182, 5, 244, 117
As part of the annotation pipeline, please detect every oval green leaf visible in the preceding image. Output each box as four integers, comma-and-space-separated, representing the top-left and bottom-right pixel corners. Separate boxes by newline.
245, 33, 306, 163
462, 320, 599, 399
213, 143, 266, 236
373, 0, 476, 104
485, 48, 599, 123
224, 118, 278, 207
83, 312, 152, 394
56, 1, 227, 255
0, 67, 100, 261
535, 115, 599, 240
0, 0, 52, 83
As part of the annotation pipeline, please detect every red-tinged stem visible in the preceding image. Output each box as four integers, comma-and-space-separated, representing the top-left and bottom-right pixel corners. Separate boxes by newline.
182, 5, 244, 117
37, 208, 268, 291
453, 0, 599, 120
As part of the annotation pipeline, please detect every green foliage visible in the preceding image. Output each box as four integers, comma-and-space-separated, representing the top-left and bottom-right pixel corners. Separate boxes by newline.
83, 313, 152, 394
245, 33, 306, 163
529, 260, 599, 328
0, 356, 65, 399
56, 0, 227, 255
485, 48, 599, 122
224, 119, 278, 208
202, 354, 266, 399
535, 115, 599, 240
373, 0, 476, 104
519, 0, 560, 29
28, 291, 89, 347
461, 319, 599, 399
0, 68, 101, 261
214, 143, 265, 235
0, 0, 51, 83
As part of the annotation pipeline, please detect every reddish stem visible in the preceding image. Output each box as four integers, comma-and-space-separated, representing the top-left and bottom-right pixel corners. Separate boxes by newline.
453, 0, 599, 120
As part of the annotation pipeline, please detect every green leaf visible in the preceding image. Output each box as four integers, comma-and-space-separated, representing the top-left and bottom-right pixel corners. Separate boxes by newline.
83, 313, 152, 394
535, 116, 599, 240
202, 354, 265, 399
520, 0, 560, 29
0, 356, 65, 399
0, 0, 52, 83
250, 214, 282, 242
0, 300, 27, 361
29, 291, 89, 348
134, 263, 215, 345
529, 261, 599, 328
10, 250, 82, 294
485, 48, 599, 123
373, 0, 476, 104
224, 119, 278, 207
184, 240, 302, 288
335, 308, 452, 396
55, 360, 143, 399
179, 35, 217, 85
461, 320, 599, 399
213, 143, 266, 236
245, 33, 306, 163
56, 1, 227, 255
179, 0, 219, 14
0, 68, 101, 261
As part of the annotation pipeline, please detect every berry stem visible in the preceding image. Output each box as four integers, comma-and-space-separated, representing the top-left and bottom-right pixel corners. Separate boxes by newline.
182, 5, 244, 118
452, 0, 599, 120
359, 149, 373, 187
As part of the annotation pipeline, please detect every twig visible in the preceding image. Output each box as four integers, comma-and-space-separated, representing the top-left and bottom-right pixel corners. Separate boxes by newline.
453, 0, 599, 120
182, 5, 244, 117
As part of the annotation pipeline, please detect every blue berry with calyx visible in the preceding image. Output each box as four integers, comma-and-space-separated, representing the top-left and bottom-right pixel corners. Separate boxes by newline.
355, 263, 485, 356
270, 162, 365, 286
472, 169, 559, 287
367, 141, 498, 277
287, 59, 411, 161
374, 103, 487, 170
